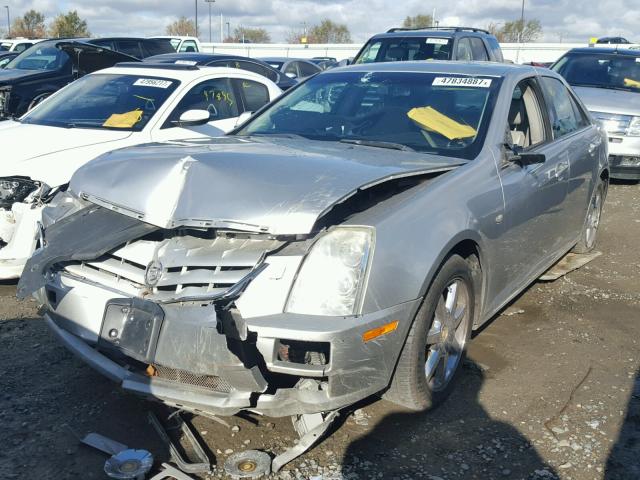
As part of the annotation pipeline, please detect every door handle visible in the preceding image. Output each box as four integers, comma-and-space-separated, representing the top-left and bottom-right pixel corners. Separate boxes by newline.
555, 160, 569, 179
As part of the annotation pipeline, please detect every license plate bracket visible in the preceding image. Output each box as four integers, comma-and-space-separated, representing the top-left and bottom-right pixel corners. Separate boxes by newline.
98, 298, 164, 363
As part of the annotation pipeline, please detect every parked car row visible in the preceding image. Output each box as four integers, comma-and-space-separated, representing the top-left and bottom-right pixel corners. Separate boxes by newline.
0, 25, 624, 472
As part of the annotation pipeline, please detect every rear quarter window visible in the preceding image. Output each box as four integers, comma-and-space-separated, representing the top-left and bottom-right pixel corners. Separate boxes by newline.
486, 37, 504, 62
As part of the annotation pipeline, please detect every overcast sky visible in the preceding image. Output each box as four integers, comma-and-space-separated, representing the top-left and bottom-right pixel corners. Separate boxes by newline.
2, 0, 639, 43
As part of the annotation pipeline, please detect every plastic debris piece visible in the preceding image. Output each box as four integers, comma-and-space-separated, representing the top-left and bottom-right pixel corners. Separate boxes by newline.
224, 450, 271, 479
104, 449, 153, 480
148, 463, 195, 480
81, 432, 128, 456
539, 251, 602, 281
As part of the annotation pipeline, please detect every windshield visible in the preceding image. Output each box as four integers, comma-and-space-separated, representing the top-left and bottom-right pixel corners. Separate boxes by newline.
236, 71, 500, 159
6, 43, 69, 71
552, 52, 640, 92
354, 37, 453, 64
21, 73, 180, 131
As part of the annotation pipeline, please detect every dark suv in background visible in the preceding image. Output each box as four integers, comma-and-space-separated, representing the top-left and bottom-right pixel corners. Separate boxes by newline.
0, 37, 173, 118
353, 26, 504, 64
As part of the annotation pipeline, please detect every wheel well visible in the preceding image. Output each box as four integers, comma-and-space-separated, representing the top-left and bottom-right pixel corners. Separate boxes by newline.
447, 239, 484, 328
600, 168, 609, 183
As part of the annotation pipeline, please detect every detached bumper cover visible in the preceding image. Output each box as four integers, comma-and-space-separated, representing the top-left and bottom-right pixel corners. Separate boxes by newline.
607, 136, 640, 179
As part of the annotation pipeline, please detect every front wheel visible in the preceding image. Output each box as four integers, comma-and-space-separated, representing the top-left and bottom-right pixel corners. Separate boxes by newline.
385, 254, 475, 411
573, 180, 606, 253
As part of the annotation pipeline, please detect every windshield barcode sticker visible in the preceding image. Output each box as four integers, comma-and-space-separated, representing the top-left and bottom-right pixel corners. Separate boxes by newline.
175, 60, 198, 65
426, 38, 449, 45
433, 77, 492, 88
133, 78, 172, 89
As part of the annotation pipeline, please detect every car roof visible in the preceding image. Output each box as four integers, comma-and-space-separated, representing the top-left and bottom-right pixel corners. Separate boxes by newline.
327, 60, 539, 78
369, 28, 492, 39
564, 47, 640, 56
261, 57, 313, 62
95, 64, 273, 82
144, 53, 260, 64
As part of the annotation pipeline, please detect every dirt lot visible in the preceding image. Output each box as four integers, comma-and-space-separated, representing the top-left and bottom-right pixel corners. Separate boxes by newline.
0, 182, 638, 480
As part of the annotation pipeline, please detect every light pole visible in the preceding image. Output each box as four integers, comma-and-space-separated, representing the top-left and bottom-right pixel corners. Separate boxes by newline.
205, 0, 215, 43
518, 0, 525, 43
194, 0, 198, 39
226, 22, 230, 41
3, 6, 9, 38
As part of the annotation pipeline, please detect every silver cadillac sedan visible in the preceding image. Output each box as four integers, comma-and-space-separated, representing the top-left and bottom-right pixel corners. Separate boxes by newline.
19, 62, 608, 460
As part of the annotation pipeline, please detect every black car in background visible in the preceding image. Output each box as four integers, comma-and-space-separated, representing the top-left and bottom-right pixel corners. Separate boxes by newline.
144, 53, 298, 90
0, 39, 141, 118
352, 26, 504, 64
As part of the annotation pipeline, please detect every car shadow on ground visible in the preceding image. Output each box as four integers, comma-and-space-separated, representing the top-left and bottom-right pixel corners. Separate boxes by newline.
341, 360, 559, 479
605, 367, 640, 479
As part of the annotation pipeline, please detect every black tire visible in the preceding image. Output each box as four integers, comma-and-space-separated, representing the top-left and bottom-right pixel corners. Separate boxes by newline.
573, 180, 606, 254
28, 92, 52, 111
385, 254, 475, 411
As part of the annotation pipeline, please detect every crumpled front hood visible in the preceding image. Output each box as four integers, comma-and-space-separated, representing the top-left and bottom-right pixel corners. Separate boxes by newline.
71, 137, 462, 235
0, 123, 133, 184
573, 86, 640, 116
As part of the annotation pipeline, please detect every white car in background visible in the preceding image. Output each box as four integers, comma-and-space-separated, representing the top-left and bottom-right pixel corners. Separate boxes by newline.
149, 36, 202, 53
0, 62, 281, 278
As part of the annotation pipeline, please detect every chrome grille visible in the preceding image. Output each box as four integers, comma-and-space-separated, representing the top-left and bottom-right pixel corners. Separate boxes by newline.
154, 364, 232, 392
64, 234, 282, 300
591, 111, 632, 136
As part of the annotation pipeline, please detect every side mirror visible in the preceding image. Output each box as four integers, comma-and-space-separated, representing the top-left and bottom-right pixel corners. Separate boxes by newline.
505, 143, 546, 166
285, 72, 298, 79
173, 109, 210, 127
234, 111, 253, 128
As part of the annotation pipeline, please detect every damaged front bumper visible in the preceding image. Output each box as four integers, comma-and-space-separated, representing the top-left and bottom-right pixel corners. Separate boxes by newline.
0, 204, 43, 279
42, 274, 417, 417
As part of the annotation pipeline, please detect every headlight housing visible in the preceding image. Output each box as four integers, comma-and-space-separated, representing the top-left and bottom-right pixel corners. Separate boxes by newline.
627, 116, 640, 136
286, 227, 374, 316
0, 87, 11, 116
0, 176, 44, 209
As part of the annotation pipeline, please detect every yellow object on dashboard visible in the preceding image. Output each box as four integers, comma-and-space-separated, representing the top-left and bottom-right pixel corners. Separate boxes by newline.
407, 106, 477, 140
623, 78, 640, 89
103, 109, 143, 128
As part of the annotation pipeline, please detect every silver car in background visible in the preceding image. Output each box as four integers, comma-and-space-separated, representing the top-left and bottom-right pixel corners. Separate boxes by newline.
19, 63, 608, 466
552, 47, 640, 180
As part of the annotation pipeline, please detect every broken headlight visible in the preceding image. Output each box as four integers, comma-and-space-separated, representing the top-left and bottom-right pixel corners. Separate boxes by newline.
0, 88, 10, 115
0, 177, 44, 209
286, 227, 374, 316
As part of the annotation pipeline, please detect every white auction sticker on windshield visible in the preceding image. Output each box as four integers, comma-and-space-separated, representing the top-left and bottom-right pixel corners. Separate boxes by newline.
133, 78, 172, 88
426, 38, 449, 45
175, 60, 198, 65
433, 77, 492, 87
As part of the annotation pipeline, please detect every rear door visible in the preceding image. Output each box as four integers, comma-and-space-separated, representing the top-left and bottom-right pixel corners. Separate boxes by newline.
538, 76, 599, 239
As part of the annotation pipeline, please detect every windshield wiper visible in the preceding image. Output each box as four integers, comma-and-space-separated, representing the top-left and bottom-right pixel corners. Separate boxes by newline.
339, 138, 415, 152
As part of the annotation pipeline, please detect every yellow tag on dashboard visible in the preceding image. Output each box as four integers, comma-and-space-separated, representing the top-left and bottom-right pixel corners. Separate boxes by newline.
407, 106, 477, 140
623, 78, 640, 89
103, 109, 143, 128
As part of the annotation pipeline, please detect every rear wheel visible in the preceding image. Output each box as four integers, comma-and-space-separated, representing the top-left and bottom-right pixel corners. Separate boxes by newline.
573, 181, 605, 253
386, 254, 475, 411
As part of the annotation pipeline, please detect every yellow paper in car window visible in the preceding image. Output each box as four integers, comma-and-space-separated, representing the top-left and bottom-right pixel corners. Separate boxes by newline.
623, 78, 640, 89
407, 106, 477, 140
103, 109, 144, 128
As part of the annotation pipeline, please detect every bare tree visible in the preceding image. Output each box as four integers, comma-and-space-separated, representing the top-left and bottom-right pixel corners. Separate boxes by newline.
48, 10, 90, 38
402, 14, 434, 29
499, 19, 542, 42
12, 10, 46, 38
228, 26, 270, 43
166, 16, 196, 36
308, 19, 351, 43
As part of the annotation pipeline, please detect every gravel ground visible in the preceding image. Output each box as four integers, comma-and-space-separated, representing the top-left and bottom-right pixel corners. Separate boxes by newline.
0, 181, 638, 480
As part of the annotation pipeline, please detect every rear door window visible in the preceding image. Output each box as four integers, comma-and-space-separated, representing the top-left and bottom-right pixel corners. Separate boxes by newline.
238, 79, 270, 112
14, 43, 33, 53
539, 77, 589, 138
455, 38, 473, 61
486, 37, 504, 62
115, 40, 143, 59
469, 37, 489, 61
179, 40, 198, 52
298, 61, 319, 77
283, 62, 299, 77
230, 60, 278, 82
